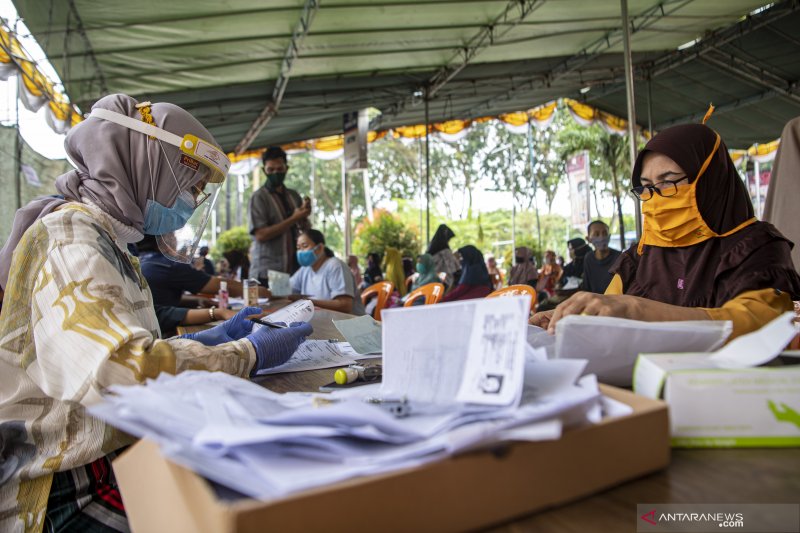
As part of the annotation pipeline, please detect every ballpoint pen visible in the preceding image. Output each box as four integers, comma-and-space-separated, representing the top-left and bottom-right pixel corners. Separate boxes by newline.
312, 395, 410, 418
249, 317, 288, 329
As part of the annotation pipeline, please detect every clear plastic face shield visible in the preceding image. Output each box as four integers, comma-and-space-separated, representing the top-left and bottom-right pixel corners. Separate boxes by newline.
89, 106, 230, 263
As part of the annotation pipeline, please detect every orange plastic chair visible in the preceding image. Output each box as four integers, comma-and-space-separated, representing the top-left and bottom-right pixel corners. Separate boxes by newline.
486, 284, 537, 312
403, 282, 445, 307
361, 281, 395, 321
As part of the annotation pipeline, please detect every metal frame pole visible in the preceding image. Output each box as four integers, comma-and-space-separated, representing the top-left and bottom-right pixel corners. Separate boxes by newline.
342, 156, 351, 256
647, 76, 654, 138
621, 0, 641, 240
754, 158, 762, 218
13, 86, 21, 209
424, 89, 431, 244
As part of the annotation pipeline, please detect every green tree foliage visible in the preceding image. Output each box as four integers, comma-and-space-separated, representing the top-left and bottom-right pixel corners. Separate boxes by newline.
482, 108, 568, 215
556, 118, 643, 248
212, 226, 251, 258
353, 209, 420, 258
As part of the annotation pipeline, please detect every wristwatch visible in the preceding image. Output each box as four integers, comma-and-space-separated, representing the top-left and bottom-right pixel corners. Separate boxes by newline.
208, 307, 216, 321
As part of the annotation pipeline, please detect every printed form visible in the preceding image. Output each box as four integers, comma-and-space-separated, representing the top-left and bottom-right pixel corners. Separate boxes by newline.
380, 296, 529, 407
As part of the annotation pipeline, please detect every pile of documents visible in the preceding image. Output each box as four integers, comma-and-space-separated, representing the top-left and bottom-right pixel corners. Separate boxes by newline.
91, 297, 628, 500
527, 315, 733, 386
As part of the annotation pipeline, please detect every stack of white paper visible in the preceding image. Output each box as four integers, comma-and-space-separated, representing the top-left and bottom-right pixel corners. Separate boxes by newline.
91, 297, 617, 501
541, 315, 733, 386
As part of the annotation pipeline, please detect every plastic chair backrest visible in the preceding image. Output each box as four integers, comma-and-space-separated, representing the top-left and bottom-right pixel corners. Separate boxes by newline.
486, 284, 537, 311
403, 282, 445, 307
361, 281, 395, 321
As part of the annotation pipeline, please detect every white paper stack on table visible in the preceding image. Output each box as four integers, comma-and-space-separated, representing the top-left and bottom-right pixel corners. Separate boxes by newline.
91, 296, 624, 501
526, 315, 733, 386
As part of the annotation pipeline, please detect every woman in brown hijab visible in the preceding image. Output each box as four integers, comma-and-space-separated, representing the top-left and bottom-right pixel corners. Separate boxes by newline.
532, 123, 800, 339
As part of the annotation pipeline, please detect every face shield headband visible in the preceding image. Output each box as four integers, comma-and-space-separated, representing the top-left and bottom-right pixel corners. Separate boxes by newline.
89, 107, 230, 183
90, 106, 228, 264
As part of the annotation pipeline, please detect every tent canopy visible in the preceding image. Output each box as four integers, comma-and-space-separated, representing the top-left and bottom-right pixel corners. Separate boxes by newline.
12, 0, 800, 150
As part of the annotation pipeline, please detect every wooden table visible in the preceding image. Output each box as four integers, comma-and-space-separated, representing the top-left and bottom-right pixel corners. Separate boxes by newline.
180, 302, 800, 531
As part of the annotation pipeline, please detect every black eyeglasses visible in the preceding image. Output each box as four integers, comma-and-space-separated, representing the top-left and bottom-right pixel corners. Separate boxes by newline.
630, 176, 689, 201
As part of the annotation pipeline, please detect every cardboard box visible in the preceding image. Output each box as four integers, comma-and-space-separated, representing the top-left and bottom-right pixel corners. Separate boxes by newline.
634, 353, 800, 448
113, 385, 669, 533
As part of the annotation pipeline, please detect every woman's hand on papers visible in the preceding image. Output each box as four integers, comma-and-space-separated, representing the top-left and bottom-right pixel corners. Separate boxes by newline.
529, 310, 554, 330
543, 292, 709, 334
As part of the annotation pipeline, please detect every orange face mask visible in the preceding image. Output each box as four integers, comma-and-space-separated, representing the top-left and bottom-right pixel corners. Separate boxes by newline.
637, 132, 756, 255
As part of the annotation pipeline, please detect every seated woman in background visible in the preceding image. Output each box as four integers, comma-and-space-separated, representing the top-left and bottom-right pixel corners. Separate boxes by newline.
290, 229, 366, 315
427, 224, 461, 288
441, 245, 494, 302
137, 234, 269, 309
411, 253, 440, 291
362, 252, 383, 287
348, 254, 363, 289
532, 123, 800, 339
508, 246, 538, 287
382, 247, 408, 298
486, 256, 504, 290
399, 253, 441, 306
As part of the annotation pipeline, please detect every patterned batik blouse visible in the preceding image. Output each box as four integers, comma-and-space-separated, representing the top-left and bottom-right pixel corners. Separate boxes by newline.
0, 203, 255, 533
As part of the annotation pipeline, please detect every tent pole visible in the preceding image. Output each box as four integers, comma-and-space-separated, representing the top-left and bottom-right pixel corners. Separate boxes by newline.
342, 156, 351, 257
13, 87, 21, 210
647, 76, 654, 138
621, 0, 641, 240
225, 167, 232, 230
424, 88, 431, 245
754, 159, 762, 218
416, 136, 423, 246
310, 141, 317, 227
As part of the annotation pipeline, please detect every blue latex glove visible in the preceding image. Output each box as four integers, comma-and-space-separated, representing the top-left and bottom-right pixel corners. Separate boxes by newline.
180, 306, 261, 346
247, 322, 313, 375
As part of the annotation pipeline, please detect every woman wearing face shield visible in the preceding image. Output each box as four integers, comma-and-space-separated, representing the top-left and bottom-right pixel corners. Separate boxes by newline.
531, 123, 800, 339
0, 94, 312, 533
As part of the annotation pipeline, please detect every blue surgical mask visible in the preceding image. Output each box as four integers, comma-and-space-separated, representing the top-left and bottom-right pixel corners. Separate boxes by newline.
142, 190, 196, 236
415, 262, 425, 274
297, 245, 319, 267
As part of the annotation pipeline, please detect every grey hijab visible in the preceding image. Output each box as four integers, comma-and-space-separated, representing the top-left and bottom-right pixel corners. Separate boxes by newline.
764, 117, 800, 271
0, 93, 220, 290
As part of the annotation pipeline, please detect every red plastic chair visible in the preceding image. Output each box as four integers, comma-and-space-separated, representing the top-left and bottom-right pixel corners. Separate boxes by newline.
403, 283, 445, 307
486, 284, 537, 312
361, 281, 395, 321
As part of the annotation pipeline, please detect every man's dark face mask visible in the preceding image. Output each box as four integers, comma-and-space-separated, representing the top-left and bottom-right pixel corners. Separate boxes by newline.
266, 172, 286, 188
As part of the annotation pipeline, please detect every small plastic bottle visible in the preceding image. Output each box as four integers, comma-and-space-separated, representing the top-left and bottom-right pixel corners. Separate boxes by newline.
243, 278, 259, 307
217, 280, 229, 310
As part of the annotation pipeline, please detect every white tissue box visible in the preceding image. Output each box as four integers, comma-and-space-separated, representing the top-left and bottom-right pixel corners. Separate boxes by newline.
633, 352, 800, 447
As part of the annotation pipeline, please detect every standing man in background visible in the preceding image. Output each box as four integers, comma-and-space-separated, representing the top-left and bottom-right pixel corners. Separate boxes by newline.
582, 220, 621, 293
249, 146, 311, 286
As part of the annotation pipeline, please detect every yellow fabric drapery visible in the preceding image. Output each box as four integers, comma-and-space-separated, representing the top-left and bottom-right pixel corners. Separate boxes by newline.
0, 25, 82, 133
229, 99, 779, 166
564, 98, 629, 135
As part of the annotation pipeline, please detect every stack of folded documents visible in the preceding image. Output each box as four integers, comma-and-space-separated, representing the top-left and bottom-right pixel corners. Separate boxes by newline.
91, 297, 629, 499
